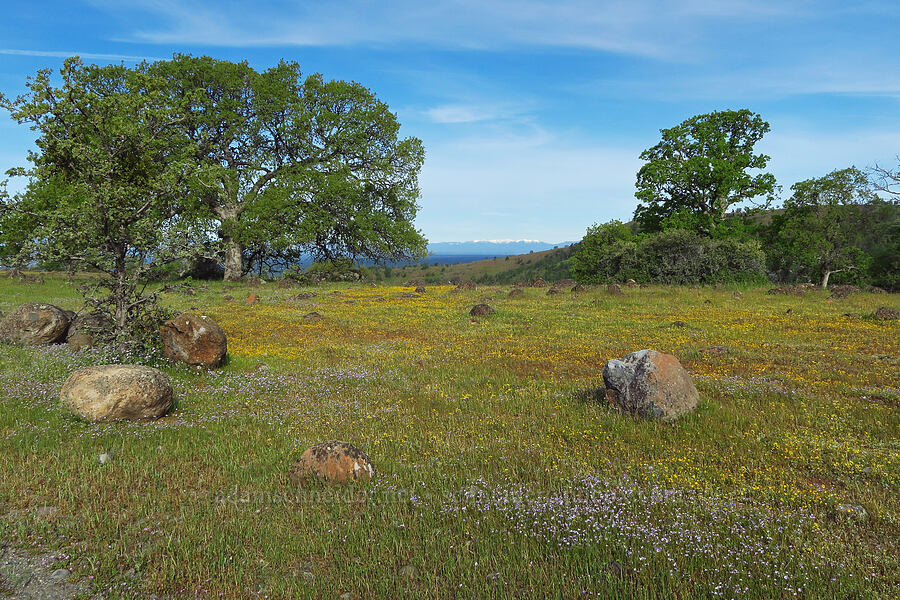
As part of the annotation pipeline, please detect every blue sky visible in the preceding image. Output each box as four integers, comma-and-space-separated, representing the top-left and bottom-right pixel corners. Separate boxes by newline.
1, 1, 899, 243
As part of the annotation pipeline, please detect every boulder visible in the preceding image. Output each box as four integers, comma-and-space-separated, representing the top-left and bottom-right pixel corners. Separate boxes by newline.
572, 284, 587, 292
767, 285, 806, 296
556, 279, 577, 288
531, 277, 548, 288
829, 285, 858, 299
602, 349, 699, 422
625, 279, 637, 288
61, 364, 173, 421
289, 441, 374, 485
160, 313, 227, 368
546, 287, 562, 295
66, 312, 113, 351
0, 303, 71, 346
415, 286, 426, 294
508, 288, 524, 298
455, 281, 477, 291
607, 283, 624, 296
874, 307, 898, 321
469, 304, 495, 317
303, 311, 323, 321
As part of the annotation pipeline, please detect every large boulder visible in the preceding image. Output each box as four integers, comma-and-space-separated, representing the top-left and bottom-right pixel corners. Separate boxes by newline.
602, 349, 699, 422
61, 365, 173, 422
290, 441, 374, 485
470, 304, 495, 317
160, 313, 227, 368
0, 303, 71, 345
874, 306, 898, 321
66, 312, 113, 351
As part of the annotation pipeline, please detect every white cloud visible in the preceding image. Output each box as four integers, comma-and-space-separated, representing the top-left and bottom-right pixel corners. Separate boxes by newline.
0, 49, 158, 62
424, 102, 533, 124
87, 0, 818, 59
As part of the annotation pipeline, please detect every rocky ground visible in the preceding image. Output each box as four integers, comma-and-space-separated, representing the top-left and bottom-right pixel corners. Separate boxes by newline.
0, 543, 89, 600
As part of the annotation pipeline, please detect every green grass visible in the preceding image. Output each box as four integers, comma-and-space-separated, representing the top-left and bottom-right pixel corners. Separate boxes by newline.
0, 272, 898, 598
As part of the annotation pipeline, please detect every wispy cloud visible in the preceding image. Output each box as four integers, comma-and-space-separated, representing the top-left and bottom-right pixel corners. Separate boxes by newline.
425, 102, 533, 124
0, 49, 158, 62
87, 0, 813, 59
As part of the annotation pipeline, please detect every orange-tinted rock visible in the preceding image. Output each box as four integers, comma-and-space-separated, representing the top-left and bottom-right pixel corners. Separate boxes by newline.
290, 441, 374, 485
160, 313, 227, 368
602, 349, 699, 422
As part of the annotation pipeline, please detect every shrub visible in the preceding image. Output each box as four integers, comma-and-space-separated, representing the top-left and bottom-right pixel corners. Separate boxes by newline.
572, 228, 767, 285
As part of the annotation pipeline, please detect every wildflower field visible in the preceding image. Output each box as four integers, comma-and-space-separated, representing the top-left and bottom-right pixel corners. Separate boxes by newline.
0, 274, 898, 599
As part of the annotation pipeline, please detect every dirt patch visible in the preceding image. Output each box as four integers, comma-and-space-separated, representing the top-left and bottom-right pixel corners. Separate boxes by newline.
0, 544, 90, 600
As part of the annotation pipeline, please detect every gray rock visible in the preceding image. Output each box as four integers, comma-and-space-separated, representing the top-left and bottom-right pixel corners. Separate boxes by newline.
49, 568, 70, 581
399, 564, 419, 579
602, 349, 699, 422
98, 453, 113, 465
66, 312, 113, 351
834, 504, 868, 521
0, 303, 71, 346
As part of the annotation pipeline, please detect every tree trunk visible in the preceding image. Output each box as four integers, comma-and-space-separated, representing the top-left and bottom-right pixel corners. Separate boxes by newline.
821, 270, 833, 289
113, 250, 130, 352
223, 236, 244, 282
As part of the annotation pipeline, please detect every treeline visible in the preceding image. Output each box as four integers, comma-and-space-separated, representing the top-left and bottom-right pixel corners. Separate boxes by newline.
569, 110, 900, 290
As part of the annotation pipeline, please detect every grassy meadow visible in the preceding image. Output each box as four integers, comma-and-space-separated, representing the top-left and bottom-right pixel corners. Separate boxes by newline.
0, 273, 898, 599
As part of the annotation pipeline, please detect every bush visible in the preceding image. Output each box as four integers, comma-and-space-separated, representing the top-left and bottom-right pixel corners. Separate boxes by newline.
572, 228, 767, 285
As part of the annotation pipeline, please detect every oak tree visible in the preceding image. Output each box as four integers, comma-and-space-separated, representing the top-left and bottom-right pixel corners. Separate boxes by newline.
634, 109, 776, 233
154, 55, 427, 281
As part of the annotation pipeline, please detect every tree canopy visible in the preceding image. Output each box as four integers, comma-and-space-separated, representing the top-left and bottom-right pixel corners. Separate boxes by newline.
767, 167, 878, 288
0, 58, 198, 339
633, 109, 776, 233
152, 55, 427, 280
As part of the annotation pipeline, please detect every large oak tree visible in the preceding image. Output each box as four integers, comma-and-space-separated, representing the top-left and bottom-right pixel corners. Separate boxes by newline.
633, 109, 776, 233
153, 55, 427, 281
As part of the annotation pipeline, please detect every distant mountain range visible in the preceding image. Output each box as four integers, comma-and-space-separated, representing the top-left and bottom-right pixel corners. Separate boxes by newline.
427, 240, 573, 256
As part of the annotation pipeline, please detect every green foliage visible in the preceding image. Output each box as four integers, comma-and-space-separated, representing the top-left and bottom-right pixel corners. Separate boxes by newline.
766, 167, 878, 287
634, 109, 776, 233
474, 247, 575, 285
569, 220, 634, 283
153, 55, 427, 280
572, 228, 767, 285
0, 58, 198, 342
